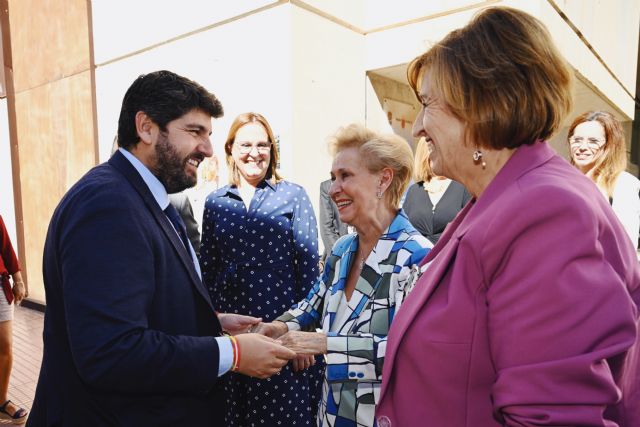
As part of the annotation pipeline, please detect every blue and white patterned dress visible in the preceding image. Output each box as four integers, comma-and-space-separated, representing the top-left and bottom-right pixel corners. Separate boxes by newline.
200, 179, 321, 426
276, 210, 432, 427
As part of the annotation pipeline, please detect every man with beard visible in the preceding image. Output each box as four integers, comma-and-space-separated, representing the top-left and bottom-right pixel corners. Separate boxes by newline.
28, 71, 295, 427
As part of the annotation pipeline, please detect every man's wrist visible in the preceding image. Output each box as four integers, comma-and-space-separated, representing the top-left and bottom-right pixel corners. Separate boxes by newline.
215, 336, 234, 376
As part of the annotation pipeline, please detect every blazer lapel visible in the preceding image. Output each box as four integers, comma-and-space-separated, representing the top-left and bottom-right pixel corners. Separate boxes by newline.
380, 142, 558, 400
354, 214, 408, 304
349, 213, 413, 323
379, 205, 470, 400
324, 236, 357, 330
109, 152, 215, 312
346, 237, 387, 321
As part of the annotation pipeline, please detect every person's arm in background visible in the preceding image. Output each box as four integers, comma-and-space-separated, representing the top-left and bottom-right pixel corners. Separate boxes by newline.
611, 172, 640, 250
0, 216, 26, 303
10, 271, 26, 304
169, 193, 201, 256
319, 180, 341, 267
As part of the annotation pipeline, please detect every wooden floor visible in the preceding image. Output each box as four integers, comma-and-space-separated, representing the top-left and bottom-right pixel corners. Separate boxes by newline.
1, 306, 43, 425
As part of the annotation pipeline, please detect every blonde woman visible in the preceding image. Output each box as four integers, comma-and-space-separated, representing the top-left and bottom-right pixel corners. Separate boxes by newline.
568, 110, 640, 248
402, 138, 470, 244
255, 124, 432, 426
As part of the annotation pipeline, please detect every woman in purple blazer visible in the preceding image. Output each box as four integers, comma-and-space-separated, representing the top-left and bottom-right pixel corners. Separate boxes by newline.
376, 7, 640, 427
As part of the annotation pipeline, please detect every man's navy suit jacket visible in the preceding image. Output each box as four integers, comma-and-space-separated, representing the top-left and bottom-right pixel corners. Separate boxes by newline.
28, 151, 225, 426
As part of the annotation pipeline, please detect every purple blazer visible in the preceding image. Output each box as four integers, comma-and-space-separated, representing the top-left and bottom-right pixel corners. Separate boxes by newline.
376, 142, 640, 427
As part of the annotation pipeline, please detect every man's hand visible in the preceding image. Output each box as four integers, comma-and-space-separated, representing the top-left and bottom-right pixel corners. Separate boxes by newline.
292, 354, 316, 372
278, 331, 327, 355
235, 334, 296, 379
252, 321, 288, 339
218, 313, 262, 335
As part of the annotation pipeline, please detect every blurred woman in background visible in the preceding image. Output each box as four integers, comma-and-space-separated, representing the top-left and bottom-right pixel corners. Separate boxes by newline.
567, 110, 640, 248
403, 138, 470, 244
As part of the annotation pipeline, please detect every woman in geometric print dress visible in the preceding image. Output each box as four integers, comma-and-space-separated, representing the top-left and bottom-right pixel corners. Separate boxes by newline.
255, 124, 432, 426
200, 112, 321, 426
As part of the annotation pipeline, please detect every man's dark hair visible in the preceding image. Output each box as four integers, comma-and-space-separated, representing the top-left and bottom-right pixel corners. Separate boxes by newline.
117, 70, 223, 150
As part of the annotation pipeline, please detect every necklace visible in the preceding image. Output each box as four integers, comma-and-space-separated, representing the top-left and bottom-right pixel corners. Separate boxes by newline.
357, 246, 372, 272
423, 178, 450, 194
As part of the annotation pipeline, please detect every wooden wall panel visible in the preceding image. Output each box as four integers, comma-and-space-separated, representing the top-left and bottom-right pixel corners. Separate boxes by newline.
9, 0, 90, 93
14, 71, 96, 303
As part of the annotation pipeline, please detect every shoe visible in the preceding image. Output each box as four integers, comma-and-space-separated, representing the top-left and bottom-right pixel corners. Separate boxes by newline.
0, 400, 28, 424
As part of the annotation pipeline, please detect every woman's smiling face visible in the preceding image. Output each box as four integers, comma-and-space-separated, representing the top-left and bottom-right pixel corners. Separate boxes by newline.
329, 147, 383, 227
569, 120, 606, 174
412, 70, 472, 184
231, 122, 271, 186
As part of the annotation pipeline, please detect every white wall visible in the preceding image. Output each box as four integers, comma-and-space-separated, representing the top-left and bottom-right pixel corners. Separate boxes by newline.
0, 99, 18, 252
94, 4, 294, 189
91, 0, 280, 65
552, 0, 640, 97
290, 5, 366, 213
363, 5, 481, 74
299, 0, 494, 32
509, 0, 637, 119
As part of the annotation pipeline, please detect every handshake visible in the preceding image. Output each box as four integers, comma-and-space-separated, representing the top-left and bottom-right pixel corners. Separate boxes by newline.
218, 313, 326, 379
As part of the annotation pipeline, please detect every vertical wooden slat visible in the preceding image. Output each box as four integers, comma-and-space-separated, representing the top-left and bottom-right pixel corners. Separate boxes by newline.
0, 0, 28, 293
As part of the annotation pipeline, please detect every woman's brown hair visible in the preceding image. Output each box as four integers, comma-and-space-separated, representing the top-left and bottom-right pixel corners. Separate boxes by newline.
408, 6, 574, 150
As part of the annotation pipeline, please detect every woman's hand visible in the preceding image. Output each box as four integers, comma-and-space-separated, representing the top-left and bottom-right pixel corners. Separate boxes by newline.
252, 321, 289, 339
11, 272, 27, 305
292, 354, 316, 372
12, 282, 26, 305
217, 313, 262, 335
278, 331, 327, 355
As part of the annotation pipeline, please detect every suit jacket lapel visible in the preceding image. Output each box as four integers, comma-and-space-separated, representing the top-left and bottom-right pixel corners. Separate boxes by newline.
380, 142, 559, 400
324, 236, 357, 330
109, 152, 215, 312
379, 204, 470, 400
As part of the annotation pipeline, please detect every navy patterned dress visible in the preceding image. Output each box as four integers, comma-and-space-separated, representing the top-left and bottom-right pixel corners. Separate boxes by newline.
200, 179, 322, 426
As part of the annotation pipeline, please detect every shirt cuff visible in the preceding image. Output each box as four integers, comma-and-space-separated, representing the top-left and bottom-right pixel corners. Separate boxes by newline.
215, 336, 233, 376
